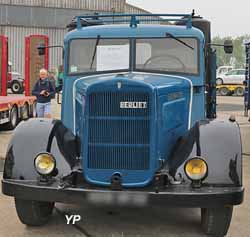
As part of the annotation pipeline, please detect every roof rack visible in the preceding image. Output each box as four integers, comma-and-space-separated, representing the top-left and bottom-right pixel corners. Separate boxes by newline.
72, 13, 193, 30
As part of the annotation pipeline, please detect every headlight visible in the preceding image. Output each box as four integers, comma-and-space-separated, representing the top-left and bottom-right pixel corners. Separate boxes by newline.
184, 157, 208, 181
34, 153, 56, 175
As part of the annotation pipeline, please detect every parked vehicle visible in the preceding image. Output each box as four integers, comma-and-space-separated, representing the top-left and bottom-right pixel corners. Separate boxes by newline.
2, 13, 244, 237
0, 37, 35, 128
216, 68, 245, 85
0, 95, 36, 129
217, 84, 245, 96
216, 65, 233, 78
7, 71, 24, 94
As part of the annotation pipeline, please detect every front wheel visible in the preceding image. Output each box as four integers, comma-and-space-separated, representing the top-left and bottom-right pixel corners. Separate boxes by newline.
15, 198, 54, 226
11, 81, 23, 94
201, 206, 233, 237
216, 78, 223, 85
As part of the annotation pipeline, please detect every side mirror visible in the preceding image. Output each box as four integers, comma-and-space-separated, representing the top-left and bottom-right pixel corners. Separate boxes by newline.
224, 40, 233, 54
37, 43, 46, 55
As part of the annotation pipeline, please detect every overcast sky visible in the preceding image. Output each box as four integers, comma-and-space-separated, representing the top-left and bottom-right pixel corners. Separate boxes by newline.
127, 0, 248, 37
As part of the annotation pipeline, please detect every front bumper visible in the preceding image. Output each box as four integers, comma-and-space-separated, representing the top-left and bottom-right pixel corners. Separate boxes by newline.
2, 179, 244, 207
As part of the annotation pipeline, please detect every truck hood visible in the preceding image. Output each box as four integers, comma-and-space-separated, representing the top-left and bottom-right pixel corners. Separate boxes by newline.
75, 72, 191, 95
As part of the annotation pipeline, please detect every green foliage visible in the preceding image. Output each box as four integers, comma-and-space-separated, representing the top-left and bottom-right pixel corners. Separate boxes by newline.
212, 35, 250, 68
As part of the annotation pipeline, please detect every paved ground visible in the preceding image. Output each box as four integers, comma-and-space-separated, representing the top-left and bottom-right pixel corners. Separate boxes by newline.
0, 96, 249, 237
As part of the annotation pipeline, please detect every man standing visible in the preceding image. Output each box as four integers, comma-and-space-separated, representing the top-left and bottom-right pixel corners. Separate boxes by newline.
32, 69, 56, 118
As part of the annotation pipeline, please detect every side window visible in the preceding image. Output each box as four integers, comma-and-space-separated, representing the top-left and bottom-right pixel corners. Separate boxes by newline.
228, 70, 237, 75
238, 70, 245, 75
226, 70, 233, 75
221, 68, 227, 74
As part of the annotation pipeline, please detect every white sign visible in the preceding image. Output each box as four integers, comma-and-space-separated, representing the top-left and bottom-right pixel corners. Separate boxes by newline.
97, 44, 129, 71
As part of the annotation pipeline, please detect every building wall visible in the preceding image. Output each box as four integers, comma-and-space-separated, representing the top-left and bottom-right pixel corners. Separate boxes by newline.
0, 0, 125, 12
0, 25, 66, 73
0, 1, 159, 75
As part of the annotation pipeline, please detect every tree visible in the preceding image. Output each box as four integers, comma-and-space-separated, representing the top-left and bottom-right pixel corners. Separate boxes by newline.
212, 35, 250, 68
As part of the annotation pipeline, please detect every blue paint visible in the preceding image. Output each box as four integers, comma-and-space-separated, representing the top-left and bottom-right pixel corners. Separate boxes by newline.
61, 18, 206, 187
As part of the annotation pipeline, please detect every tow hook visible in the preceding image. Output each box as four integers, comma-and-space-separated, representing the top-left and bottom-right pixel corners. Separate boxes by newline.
154, 171, 182, 193
111, 173, 122, 191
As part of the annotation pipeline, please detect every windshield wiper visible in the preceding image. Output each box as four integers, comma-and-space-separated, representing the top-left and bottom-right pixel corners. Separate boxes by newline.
166, 33, 194, 50
90, 35, 101, 69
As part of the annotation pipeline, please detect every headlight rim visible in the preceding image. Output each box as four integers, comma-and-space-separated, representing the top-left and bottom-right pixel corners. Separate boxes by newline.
34, 152, 56, 176
184, 156, 208, 181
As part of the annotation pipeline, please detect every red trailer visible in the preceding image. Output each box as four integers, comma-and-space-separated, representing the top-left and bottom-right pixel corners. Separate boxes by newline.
0, 95, 36, 129
0, 35, 49, 129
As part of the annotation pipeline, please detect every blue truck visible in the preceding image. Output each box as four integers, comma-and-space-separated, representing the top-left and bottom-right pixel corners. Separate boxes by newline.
2, 13, 244, 236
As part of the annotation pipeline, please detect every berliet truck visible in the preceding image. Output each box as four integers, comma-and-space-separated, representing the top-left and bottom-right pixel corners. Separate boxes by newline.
2, 13, 244, 236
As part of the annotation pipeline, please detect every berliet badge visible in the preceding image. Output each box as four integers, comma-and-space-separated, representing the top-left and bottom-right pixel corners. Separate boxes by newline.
120, 101, 147, 109
117, 81, 122, 89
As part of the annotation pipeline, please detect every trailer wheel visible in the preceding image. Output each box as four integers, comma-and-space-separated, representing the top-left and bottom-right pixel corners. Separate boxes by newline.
11, 81, 23, 94
235, 87, 244, 96
15, 198, 54, 226
5, 105, 19, 130
201, 206, 233, 236
219, 87, 230, 96
21, 103, 29, 120
29, 102, 37, 118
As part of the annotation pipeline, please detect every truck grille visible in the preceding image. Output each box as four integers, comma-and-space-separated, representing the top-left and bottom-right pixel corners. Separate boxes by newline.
87, 91, 150, 170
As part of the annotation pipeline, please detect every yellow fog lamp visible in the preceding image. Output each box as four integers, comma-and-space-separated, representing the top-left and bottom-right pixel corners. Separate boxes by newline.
184, 157, 208, 181
34, 153, 56, 175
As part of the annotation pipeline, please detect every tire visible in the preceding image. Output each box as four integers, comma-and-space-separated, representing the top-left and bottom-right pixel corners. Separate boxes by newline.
219, 87, 230, 96
21, 103, 29, 120
11, 81, 23, 94
235, 87, 244, 96
4, 105, 19, 130
15, 198, 54, 226
29, 102, 37, 118
201, 206, 233, 237
216, 78, 223, 85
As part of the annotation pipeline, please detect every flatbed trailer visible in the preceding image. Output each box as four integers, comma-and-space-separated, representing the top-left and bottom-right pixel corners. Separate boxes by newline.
0, 95, 36, 129
216, 84, 245, 96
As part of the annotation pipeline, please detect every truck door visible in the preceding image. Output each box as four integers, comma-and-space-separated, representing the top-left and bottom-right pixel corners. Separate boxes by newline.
225, 70, 238, 84
234, 70, 245, 84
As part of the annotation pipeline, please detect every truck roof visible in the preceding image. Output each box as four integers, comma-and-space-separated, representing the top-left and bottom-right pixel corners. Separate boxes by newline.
64, 24, 204, 42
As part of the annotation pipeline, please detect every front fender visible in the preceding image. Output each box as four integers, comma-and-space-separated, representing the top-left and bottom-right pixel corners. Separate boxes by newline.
168, 119, 242, 186
3, 118, 80, 180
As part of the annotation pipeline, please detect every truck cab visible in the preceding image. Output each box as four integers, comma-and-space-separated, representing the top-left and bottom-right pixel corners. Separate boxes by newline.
2, 14, 244, 236
62, 20, 204, 187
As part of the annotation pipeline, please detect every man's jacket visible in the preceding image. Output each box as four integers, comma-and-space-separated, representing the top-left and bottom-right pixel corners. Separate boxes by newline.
32, 78, 56, 103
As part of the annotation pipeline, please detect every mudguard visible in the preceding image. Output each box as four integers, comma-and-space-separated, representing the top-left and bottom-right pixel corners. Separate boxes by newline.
3, 118, 80, 180
168, 119, 242, 186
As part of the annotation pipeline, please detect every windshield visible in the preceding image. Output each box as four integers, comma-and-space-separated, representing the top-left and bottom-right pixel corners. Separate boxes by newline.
69, 39, 130, 74
68, 37, 199, 75
136, 38, 199, 74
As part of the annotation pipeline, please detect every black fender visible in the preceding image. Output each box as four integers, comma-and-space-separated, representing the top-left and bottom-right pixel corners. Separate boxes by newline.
168, 119, 242, 186
3, 118, 80, 180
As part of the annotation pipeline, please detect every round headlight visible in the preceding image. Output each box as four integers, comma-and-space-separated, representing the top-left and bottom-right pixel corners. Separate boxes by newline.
34, 153, 56, 175
184, 157, 208, 181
